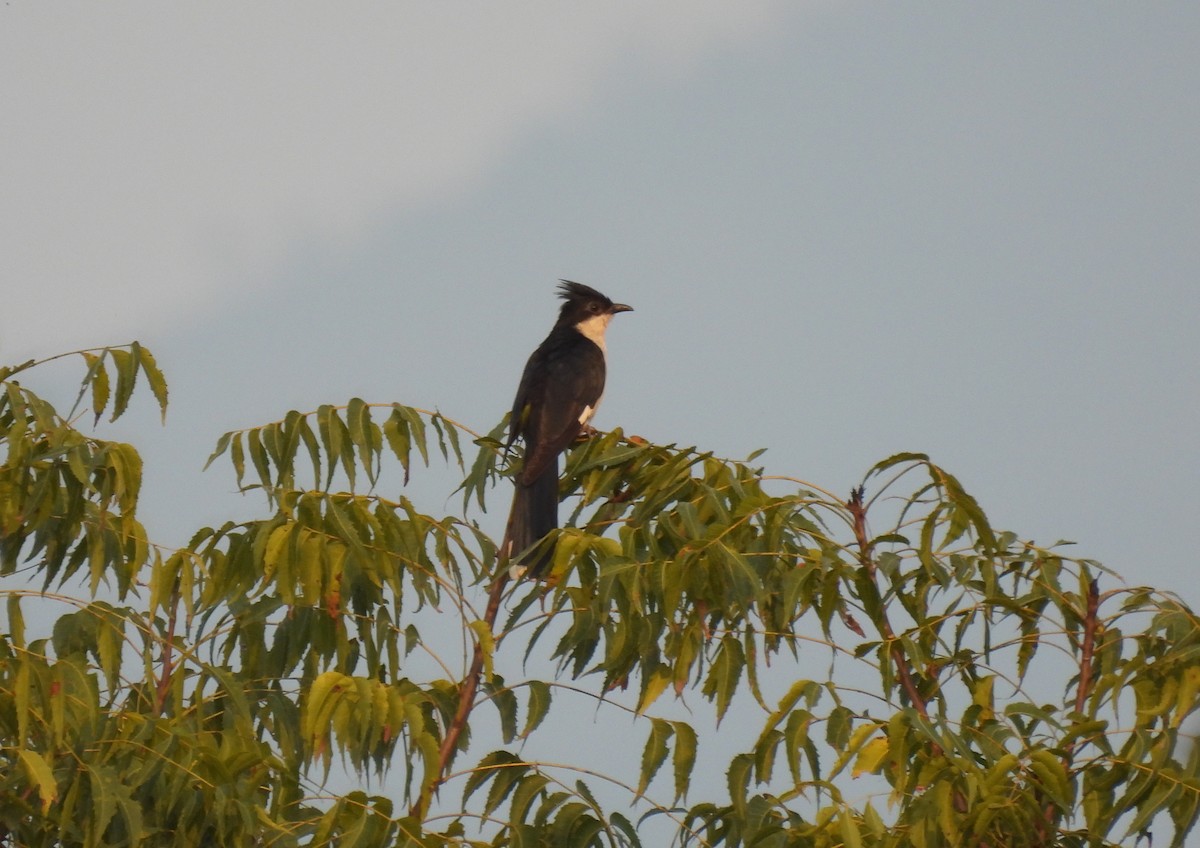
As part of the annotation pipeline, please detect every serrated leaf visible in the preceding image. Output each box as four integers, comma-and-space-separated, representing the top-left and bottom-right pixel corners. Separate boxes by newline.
931, 464, 997, 554
383, 408, 412, 482
7, 595, 24, 646
230, 432, 246, 486
15, 660, 30, 744
347, 398, 378, 485
94, 604, 123, 693
702, 635, 745, 723
509, 772, 550, 824
247, 427, 272, 492
135, 344, 169, 421
864, 452, 929, 481
304, 671, 349, 756
469, 619, 495, 683
839, 808, 864, 848
298, 528, 324, 606
785, 709, 814, 783
482, 752, 527, 817
18, 749, 58, 813
521, 680, 551, 739
463, 750, 509, 805
204, 431, 233, 471
400, 405, 430, 467
81, 351, 110, 425
852, 736, 889, 778
636, 663, 672, 715
490, 682, 519, 745
435, 412, 465, 467
727, 753, 753, 819
637, 718, 672, 797
1028, 748, 1073, 809
672, 721, 697, 802
317, 405, 350, 488
109, 346, 137, 422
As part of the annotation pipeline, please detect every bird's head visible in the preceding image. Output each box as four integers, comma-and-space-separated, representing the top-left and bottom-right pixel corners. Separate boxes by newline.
555, 280, 633, 334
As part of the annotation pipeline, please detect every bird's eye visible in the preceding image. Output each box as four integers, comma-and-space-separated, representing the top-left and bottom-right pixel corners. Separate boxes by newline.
589, 302, 601, 313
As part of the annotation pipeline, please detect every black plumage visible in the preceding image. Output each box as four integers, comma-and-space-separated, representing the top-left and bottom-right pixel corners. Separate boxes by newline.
503, 281, 633, 577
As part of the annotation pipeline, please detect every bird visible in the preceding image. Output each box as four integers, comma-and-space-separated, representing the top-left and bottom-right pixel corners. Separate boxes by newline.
502, 280, 633, 578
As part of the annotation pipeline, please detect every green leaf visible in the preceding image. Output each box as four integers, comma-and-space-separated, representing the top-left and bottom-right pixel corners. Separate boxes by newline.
109, 346, 137, 421
672, 721, 698, 802
785, 709, 814, 783
18, 749, 58, 813
702, 635, 745, 722
229, 432, 246, 485
347, 398, 379, 485
248, 427, 272, 492
14, 659, 31, 744
852, 736, 888, 778
463, 750, 511, 805
636, 663, 672, 715
865, 451, 929, 480
318, 404, 353, 488
400, 405, 430, 467
839, 808, 864, 848
727, 753, 753, 819
135, 344, 169, 421
469, 619, 496, 683
93, 603, 124, 692
383, 407, 412, 481
7, 595, 24, 646
490, 680, 519, 744
203, 430, 233, 471
1028, 748, 1073, 810
931, 464, 997, 554
81, 351, 110, 424
637, 718, 673, 797
295, 414, 322, 486
509, 772, 551, 824
521, 680, 551, 739
434, 412, 465, 467
482, 752, 528, 817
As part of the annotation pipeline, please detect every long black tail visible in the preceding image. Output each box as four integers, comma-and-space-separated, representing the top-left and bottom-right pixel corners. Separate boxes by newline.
502, 455, 559, 578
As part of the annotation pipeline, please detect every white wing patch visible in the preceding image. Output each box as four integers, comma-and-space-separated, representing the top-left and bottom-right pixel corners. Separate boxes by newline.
578, 404, 595, 425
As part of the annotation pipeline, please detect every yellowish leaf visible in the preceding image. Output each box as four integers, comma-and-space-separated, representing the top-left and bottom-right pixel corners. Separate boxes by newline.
19, 750, 58, 813
852, 736, 889, 778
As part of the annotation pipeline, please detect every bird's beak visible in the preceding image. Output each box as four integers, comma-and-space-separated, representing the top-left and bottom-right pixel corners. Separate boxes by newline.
610, 303, 634, 314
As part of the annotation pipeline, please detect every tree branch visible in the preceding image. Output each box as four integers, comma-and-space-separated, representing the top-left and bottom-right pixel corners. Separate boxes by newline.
413, 567, 511, 819
154, 579, 180, 715
847, 487, 929, 719
1073, 578, 1100, 716
1039, 577, 1101, 841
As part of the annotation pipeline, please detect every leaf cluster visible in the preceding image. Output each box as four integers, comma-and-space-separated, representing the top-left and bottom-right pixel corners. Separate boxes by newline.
1, 345, 1199, 847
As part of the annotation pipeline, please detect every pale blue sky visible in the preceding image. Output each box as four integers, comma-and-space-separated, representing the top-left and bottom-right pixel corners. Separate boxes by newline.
6, 4, 1195, 598
3, 1, 1200, 821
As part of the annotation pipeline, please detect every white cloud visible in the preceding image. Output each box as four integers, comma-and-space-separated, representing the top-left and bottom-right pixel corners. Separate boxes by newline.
0, 2, 787, 357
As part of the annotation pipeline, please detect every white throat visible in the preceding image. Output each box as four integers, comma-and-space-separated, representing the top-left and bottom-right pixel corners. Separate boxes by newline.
574, 313, 612, 354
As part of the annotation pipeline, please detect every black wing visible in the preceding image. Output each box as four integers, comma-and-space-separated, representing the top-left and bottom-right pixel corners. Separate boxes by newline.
509, 329, 606, 485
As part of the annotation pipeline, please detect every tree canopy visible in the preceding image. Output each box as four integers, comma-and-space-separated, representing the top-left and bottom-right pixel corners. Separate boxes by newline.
1, 344, 1198, 847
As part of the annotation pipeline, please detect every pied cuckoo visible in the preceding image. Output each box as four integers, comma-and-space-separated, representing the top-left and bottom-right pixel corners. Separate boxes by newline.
502, 280, 633, 578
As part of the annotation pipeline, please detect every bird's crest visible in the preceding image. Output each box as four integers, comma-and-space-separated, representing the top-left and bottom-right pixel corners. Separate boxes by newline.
557, 280, 610, 304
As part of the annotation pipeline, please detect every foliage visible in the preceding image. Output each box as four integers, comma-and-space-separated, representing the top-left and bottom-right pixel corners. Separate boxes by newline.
1, 344, 1199, 847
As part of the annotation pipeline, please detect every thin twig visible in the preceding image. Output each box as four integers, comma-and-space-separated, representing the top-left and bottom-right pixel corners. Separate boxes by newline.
412, 568, 511, 819
154, 579, 180, 715
1039, 577, 1101, 842
1074, 578, 1100, 716
847, 487, 929, 719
